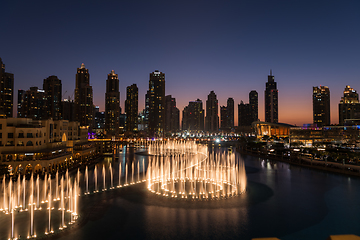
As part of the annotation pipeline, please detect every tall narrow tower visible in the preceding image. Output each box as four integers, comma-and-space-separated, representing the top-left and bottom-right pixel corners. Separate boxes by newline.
313, 86, 330, 127
0, 58, 14, 117
105, 70, 120, 136
339, 85, 360, 125
265, 70, 278, 123
205, 91, 219, 132
148, 70, 165, 136
75, 63, 93, 129
43, 75, 62, 120
164, 95, 180, 133
125, 84, 138, 132
249, 90, 258, 122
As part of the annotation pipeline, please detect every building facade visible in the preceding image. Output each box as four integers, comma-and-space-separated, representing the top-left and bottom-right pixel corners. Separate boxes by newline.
43, 75, 62, 120
205, 91, 219, 132
0, 58, 14, 117
249, 90, 258, 122
339, 85, 360, 125
313, 86, 330, 127
182, 99, 204, 131
220, 98, 234, 131
164, 95, 180, 133
105, 70, 120, 136
265, 70, 278, 123
238, 90, 258, 127
75, 63, 93, 129
18, 87, 48, 120
238, 101, 251, 126
0, 118, 81, 174
148, 71, 165, 136
125, 84, 138, 132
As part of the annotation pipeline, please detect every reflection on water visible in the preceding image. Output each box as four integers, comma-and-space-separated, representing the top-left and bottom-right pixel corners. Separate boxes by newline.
144, 206, 248, 239
2, 141, 360, 240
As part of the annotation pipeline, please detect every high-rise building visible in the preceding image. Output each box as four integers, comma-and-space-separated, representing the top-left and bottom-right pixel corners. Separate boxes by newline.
238, 90, 258, 127
105, 70, 120, 136
148, 70, 165, 136
205, 91, 219, 132
227, 98, 234, 129
238, 101, 251, 126
220, 106, 228, 130
220, 98, 234, 131
143, 91, 150, 130
43, 75, 62, 120
62, 99, 75, 122
164, 95, 180, 133
249, 90, 258, 122
75, 63, 93, 129
265, 70, 278, 123
18, 87, 48, 120
182, 99, 204, 131
339, 85, 360, 125
94, 106, 105, 130
125, 84, 138, 132
313, 86, 330, 127
17, 90, 25, 118
0, 58, 14, 117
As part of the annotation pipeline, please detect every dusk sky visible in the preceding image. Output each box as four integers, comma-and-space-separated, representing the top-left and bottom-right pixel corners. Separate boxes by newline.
1, 0, 359, 126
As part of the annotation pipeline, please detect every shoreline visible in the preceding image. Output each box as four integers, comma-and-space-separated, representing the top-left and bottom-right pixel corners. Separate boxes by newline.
238, 148, 360, 178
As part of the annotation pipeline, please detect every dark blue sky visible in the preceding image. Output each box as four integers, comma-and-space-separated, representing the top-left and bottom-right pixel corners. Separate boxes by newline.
1, 0, 360, 125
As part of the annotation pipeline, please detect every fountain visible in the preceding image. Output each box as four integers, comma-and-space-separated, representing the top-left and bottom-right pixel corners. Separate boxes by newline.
85, 166, 89, 194
55, 170, 59, 201
0, 140, 247, 239
94, 165, 98, 193
102, 165, 106, 191
118, 163, 122, 187
146, 141, 246, 200
110, 163, 113, 189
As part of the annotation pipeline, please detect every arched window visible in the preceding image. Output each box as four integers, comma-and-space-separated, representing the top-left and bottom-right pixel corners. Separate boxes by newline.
26, 141, 33, 146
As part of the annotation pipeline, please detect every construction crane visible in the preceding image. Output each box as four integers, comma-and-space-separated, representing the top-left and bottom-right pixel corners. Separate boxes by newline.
62, 90, 75, 101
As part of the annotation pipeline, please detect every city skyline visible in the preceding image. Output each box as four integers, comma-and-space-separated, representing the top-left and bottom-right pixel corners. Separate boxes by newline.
1, 1, 359, 126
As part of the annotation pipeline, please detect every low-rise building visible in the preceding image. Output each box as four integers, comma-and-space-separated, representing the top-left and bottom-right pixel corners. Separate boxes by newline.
0, 117, 96, 174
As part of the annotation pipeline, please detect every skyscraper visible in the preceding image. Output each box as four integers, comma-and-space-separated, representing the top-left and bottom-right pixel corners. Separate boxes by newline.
313, 86, 330, 127
220, 106, 228, 130
17, 89, 25, 118
265, 70, 278, 123
227, 97, 234, 129
0, 58, 14, 117
220, 98, 234, 131
43, 75, 62, 120
105, 70, 120, 136
339, 85, 360, 125
75, 63, 93, 129
182, 99, 204, 131
205, 91, 219, 132
18, 87, 47, 120
238, 90, 258, 127
125, 84, 138, 132
164, 95, 180, 133
62, 99, 75, 122
148, 70, 165, 136
249, 90, 258, 122
238, 101, 251, 126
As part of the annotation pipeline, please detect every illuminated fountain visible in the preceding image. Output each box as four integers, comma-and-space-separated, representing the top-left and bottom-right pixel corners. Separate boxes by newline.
0, 171, 80, 239
0, 140, 247, 239
146, 141, 246, 200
